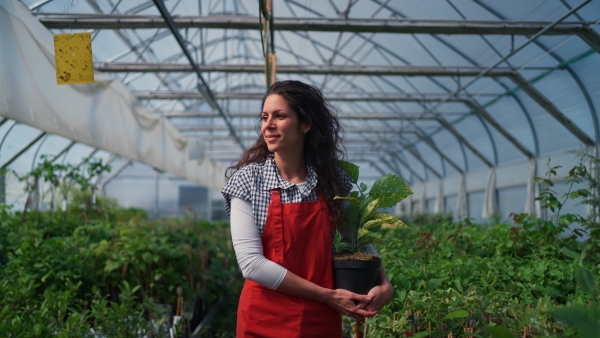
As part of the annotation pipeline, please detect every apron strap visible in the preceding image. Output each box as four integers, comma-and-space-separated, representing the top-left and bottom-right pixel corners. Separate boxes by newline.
269, 188, 285, 264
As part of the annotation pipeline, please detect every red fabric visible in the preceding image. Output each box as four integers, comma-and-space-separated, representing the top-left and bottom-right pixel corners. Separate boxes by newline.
237, 189, 342, 337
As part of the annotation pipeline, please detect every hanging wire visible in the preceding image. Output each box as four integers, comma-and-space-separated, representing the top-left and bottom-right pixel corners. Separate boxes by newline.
258, 6, 267, 58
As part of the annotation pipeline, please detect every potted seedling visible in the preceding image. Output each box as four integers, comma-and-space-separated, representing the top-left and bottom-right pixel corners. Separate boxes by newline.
333, 160, 412, 294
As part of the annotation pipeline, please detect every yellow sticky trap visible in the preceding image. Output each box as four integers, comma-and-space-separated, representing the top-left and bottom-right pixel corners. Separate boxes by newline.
54, 32, 94, 85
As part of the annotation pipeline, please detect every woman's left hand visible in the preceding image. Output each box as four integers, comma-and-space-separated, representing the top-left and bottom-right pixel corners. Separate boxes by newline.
361, 282, 393, 312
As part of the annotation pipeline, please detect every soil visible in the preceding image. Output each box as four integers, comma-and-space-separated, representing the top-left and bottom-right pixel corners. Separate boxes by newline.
332, 252, 381, 261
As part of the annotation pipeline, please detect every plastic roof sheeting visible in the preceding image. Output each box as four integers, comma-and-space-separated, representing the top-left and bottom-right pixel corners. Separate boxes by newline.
1, 0, 599, 195
0, 0, 225, 190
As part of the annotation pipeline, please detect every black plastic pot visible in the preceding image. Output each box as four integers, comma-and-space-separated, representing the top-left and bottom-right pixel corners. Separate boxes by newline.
332, 258, 381, 295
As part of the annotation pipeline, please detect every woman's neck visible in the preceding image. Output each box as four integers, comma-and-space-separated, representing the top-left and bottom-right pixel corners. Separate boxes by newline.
274, 152, 307, 184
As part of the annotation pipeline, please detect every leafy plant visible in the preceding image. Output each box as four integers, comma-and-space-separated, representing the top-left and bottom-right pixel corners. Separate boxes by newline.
548, 267, 600, 337
334, 160, 412, 255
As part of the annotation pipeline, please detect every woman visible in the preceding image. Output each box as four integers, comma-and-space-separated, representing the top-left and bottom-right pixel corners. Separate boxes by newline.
222, 80, 393, 337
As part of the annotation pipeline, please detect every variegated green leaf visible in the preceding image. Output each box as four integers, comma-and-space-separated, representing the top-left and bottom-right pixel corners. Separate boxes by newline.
377, 213, 410, 228
369, 174, 413, 208
357, 227, 370, 241
334, 196, 360, 207
362, 218, 386, 230
360, 198, 379, 226
359, 234, 386, 246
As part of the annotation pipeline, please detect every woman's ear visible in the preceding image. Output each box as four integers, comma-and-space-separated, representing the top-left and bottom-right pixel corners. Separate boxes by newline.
302, 122, 312, 134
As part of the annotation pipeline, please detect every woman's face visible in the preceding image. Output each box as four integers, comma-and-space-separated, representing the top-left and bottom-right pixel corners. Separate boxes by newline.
261, 94, 311, 155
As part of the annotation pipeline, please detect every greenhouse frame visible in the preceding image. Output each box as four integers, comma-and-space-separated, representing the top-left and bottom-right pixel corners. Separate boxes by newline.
2, 0, 600, 222
2, 1, 600, 337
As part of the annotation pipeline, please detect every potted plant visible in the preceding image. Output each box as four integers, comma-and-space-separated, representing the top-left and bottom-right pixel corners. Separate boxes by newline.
332, 160, 412, 295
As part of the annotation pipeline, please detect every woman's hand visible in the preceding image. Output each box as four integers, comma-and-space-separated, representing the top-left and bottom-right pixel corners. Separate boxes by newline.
324, 288, 378, 322
362, 282, 394, 312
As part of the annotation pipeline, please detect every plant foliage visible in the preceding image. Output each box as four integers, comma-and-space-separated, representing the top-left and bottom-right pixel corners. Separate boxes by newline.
334, 160, 412, 254
353, 154, 600, 337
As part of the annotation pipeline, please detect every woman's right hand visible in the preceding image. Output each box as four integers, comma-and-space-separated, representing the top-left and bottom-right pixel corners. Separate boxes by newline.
324, 288, 378, 322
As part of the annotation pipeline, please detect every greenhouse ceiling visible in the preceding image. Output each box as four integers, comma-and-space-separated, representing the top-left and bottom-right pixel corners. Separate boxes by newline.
2, 0, 600, 189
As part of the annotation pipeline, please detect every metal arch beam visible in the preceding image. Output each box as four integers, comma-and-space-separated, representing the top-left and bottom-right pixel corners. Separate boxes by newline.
508, 73, 595, 146
166, 111, 439, 120
378, 156, 402, 177
147, 92, 495, 166
462, 99, 535, 158
1, 132, 47, 169
135, 92, 468, 101
119, 65, 550, 157
380, 157, 410, 184
151, 0, 245, 151
276, 22, 488, 172
396, 0, 592, 133
386, 151, 425, 183
99, 159, 133, 196
157, 99, 533, 160
368, 137, 435, 181
50, 141, 76, 162
38, 14, 595, 35
146, 93, 496, 166
363, 0, 540, 160
394, 141, 442, 179
94, 63, 526, 76
83, 0, 186, 95
30, 133, 51, 172
434, 117, 493, 167
414, 131, 464, 174
187, 136, 403, 144
578, 29, 600, 54
335, 157, 389, 179
474, 0, 599, 144
177, 126, 420, 133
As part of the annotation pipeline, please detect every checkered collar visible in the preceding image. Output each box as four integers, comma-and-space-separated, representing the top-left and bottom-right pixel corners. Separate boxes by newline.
262, 155, 318, 197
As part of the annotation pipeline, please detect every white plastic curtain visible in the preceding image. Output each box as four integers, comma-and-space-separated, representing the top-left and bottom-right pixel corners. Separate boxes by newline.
586, 145, 598, 222
434, 179, 444, 213
0, 1, 227, 191
419, 184, 427, 213
482, 168, 497, 218
456, 174, 467, 219
524, 158, 540, 216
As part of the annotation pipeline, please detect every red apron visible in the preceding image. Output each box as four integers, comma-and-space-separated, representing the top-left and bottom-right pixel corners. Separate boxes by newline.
236, 189, 342, 337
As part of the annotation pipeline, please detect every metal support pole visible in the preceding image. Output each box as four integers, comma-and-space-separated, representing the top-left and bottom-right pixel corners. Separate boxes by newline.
151, 0, 245, 151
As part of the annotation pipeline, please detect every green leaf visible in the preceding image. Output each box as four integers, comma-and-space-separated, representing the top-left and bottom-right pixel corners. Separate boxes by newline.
369, 174, 413, 208
442, 309, 468, 320
359, 182, 368, 192
412, 331, 436, 338
377, 213, 410, 228
336, 160, 359, 184
484, 325, 516, 338
575, 267, 596, 296
559, 213, 578, 225
362, 218, 386, 231
360, 198, 379, 226
334, 196, 360, 207
550, 305, 599, 337
560, 247, 581, 260
570, 189, 590, 198
357, 228, 370, 240
358, 235, 385, 246
428, 278, 445, 288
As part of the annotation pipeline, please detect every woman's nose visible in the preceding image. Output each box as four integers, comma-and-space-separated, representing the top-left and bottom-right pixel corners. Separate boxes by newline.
265, 116, 275, 127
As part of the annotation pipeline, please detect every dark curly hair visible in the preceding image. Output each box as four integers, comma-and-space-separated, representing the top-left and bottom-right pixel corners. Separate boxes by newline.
226, 80, 349, 225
